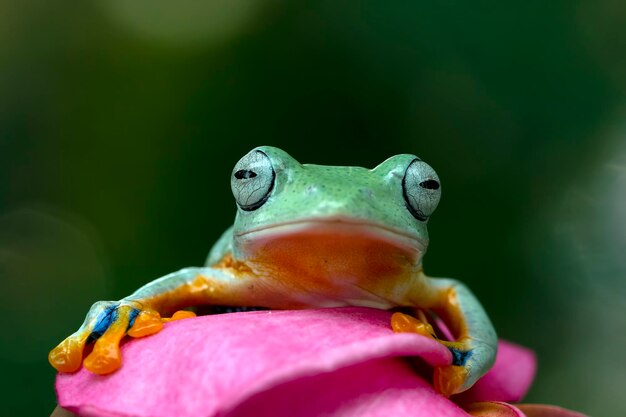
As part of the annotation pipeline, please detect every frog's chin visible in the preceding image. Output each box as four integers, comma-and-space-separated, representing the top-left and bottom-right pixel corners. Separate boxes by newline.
235, 217, 426, 266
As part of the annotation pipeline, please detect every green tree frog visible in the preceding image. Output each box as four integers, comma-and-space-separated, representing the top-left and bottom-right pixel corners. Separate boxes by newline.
49, 146, 497, 396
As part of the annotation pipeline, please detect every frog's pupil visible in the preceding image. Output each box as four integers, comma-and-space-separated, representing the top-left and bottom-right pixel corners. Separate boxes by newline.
419, 179, 440, 190
235, 170, 257, 180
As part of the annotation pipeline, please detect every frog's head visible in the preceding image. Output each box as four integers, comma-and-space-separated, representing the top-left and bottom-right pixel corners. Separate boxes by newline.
229, 146, 441, 273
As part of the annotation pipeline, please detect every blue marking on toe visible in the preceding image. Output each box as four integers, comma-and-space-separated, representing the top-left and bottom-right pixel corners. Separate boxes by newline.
449, 347, 472, 366
127, 308, 139, 331
87, 305, 118, 344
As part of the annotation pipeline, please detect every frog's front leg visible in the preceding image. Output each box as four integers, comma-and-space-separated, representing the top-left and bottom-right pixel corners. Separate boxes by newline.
49, 266, 252, 375
393, 277, 497, 396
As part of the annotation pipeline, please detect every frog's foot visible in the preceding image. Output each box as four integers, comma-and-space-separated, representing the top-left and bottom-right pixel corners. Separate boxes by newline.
49, 301, 153, 375
49, 301, 137, 374
49, 304, 199, 375
431, 339, 473, 396
391, 312, 474, 396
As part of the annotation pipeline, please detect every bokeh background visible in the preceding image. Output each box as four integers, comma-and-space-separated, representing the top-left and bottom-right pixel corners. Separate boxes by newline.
1, 1, 625, 416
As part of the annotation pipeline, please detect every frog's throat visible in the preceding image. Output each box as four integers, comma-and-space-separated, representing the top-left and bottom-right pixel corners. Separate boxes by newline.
234, 217, 427, 262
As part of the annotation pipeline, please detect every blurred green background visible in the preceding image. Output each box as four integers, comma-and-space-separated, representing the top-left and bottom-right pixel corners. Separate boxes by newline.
1, 1, 624, 416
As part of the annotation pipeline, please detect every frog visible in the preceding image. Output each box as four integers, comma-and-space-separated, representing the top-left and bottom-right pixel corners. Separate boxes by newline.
49, 146, 497, 396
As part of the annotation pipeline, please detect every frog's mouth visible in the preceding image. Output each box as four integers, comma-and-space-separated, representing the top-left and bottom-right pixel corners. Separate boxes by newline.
236, 217, 425, 277
237, 217, 424, 251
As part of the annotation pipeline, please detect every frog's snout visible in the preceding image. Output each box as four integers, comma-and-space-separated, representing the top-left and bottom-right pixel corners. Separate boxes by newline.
300, 184, 378, 216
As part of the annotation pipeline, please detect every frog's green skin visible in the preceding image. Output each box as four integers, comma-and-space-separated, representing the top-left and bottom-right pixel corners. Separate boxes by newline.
49, 146, 497, 396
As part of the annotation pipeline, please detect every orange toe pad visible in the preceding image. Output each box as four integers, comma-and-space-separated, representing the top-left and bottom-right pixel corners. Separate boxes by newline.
49, 337, 84, 373
390, 312, 435, 339
162, 310, 197, 323
434, 364, 468, 397
128, 310, 163, 338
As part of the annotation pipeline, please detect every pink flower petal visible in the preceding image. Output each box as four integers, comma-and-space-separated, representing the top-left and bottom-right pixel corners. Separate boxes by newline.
226, 357, 469, 417
516, 404, 590, 417
455, 340, 536, 403
56, 307, 457, 417
464, 402, 526, 417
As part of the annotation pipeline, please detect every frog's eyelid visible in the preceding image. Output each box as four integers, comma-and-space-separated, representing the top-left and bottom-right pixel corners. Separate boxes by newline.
372, 154, 420, 174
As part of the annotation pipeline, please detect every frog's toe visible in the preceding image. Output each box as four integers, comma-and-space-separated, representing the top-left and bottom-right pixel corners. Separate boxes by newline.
83, 344, 121, 375
390, 312, 436, 339
432, 344, 474, 396
48, 333, 88, 373
434, 363, 470, 397
162, 310, 197, 322
127, 309, 163, 338
83, 304, 138, 375
126, 309, 195, 338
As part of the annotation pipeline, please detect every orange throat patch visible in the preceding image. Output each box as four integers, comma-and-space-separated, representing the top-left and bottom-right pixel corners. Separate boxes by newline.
237, 221, 423, 298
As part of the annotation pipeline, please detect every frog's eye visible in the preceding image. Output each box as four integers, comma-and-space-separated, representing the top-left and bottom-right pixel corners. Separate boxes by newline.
402, 159, 441, 221
231, 150, 275, 211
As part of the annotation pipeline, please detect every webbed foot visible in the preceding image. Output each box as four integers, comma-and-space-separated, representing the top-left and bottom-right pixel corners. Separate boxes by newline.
49, 301, 196, 375
391, 311, 474, 396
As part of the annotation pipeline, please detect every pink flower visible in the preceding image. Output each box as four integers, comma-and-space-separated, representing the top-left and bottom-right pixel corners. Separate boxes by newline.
55, 307, 588, 417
